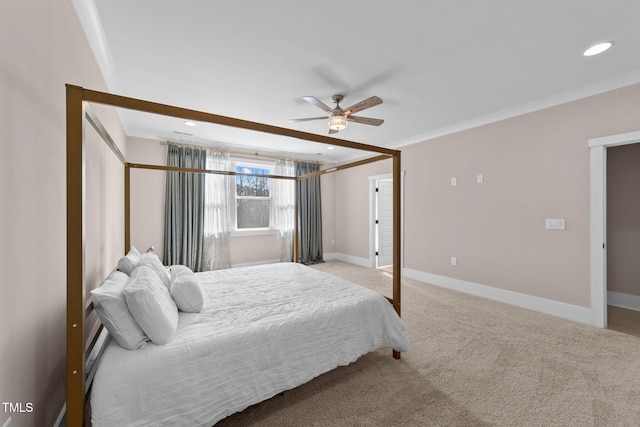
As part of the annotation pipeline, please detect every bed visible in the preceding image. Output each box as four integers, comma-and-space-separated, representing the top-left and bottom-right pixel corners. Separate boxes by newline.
90, 262, 409, 426
66, 85, 404, 426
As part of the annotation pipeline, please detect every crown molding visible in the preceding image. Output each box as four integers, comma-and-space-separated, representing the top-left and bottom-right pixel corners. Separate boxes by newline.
390, 69, 640, 149
71, 0, 121, 94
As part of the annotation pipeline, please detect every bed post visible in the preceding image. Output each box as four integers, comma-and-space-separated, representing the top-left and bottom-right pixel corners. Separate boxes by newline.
125, 164, 131, 252
392, 151, 402, 360
294, 178, 300, 263
66, 84, 86, 427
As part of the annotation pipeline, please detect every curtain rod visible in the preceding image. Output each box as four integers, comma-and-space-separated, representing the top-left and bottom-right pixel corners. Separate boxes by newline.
160, 141, 322, 165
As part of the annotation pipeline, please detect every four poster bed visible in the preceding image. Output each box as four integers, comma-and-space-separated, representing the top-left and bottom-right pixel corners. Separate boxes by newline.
66, 85, 406, 426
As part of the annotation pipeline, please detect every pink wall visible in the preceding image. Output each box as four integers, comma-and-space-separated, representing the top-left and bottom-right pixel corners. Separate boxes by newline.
127, 137, 167, 258
334, 159, 392, 260
0, 2, 126, 426
335, 83, 640, 309
321, 172, 337, 255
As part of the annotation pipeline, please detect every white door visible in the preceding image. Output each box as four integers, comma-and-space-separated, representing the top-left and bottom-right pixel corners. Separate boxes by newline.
376, 179, 393, 267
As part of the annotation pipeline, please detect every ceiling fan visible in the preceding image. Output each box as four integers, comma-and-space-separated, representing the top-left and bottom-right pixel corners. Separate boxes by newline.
289, 94, 384, 134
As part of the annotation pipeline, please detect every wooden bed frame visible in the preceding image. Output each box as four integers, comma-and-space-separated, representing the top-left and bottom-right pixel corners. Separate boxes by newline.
66, 84, 402, 426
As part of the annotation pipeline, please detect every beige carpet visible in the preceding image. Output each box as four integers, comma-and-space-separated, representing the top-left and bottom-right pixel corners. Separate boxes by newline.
217, 260, 640, 426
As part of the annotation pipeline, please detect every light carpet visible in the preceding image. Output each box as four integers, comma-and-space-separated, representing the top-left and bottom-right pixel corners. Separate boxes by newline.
217, 260, 640, 426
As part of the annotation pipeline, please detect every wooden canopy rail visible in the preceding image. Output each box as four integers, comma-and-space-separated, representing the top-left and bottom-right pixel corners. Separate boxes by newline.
159, 140, 324, 165
66, 84, 402, 427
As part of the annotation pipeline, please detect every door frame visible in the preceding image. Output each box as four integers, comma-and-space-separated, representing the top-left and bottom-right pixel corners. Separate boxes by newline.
589, 130, 640, 327
369, 171, 405, 269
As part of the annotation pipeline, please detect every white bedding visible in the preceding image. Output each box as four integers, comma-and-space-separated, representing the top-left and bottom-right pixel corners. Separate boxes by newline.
91, 262, 410, 426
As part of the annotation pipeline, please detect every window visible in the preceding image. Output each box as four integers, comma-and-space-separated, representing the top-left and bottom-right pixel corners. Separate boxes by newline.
234, 162, 272, 230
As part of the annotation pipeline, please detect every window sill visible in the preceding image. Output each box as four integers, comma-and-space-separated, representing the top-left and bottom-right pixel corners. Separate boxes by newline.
230, 228, 278, 238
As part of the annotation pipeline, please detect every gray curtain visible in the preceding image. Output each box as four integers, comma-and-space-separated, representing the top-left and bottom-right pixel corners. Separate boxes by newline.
163, 145, 207, 271
296, 161, 324, 264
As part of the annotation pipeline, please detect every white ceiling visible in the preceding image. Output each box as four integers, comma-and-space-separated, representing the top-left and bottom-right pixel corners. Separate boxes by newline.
76, 1, 640, 163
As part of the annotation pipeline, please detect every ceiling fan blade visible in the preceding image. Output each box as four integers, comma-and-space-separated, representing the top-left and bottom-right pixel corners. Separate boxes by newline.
347, 115, 384, 126
303, 96, 335, 113
288, 116, 328, 123
343, 96, 383, 115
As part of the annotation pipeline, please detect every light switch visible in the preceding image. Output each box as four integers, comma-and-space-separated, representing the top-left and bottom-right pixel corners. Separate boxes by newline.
451, 257, 457, 266
477, 174, 484, 183
451, 177, 457, 186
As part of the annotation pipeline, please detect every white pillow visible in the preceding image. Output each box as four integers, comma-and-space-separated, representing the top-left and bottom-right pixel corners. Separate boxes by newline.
91, 270, 148, 350
138, 252, 171, 289
170, 265, 204, 313
124, 266, 178, 345
117, 246, 141, 275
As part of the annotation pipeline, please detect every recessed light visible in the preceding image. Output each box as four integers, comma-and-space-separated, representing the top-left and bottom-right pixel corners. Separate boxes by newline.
184, 121, 197, 127
583, 41, 614, 57
327, 146, 335, 150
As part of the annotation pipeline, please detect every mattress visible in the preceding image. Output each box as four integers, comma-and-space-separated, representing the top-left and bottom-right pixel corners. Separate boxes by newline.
91, 262, 410, 426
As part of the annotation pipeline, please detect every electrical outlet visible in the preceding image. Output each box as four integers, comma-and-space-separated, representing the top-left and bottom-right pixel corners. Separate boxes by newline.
451, 177, 457, 186
477, 174, 484, 183
545, 218, 566, 230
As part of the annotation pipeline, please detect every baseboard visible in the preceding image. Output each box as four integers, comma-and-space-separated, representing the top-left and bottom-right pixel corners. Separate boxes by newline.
323, 252, 371, 268
403, 268, 592, 325
231, 259, 281, 268
607, 291, 640, 312
232, 254, 371, 268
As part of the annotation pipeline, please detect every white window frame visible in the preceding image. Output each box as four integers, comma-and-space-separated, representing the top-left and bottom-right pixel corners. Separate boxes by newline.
230, 158, 277, 237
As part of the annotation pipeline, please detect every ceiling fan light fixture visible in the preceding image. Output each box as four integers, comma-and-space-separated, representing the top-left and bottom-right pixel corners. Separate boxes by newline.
329, 115, 347, 131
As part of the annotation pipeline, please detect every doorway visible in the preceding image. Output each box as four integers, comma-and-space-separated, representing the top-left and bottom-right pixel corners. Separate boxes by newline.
369, 172, 404, 269
375, 178, 394, 268
604, 143, 640, 337
589, 130, 640, 328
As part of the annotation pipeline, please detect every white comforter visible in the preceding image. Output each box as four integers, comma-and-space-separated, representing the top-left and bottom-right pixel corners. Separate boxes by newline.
91, 262, 410, 426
